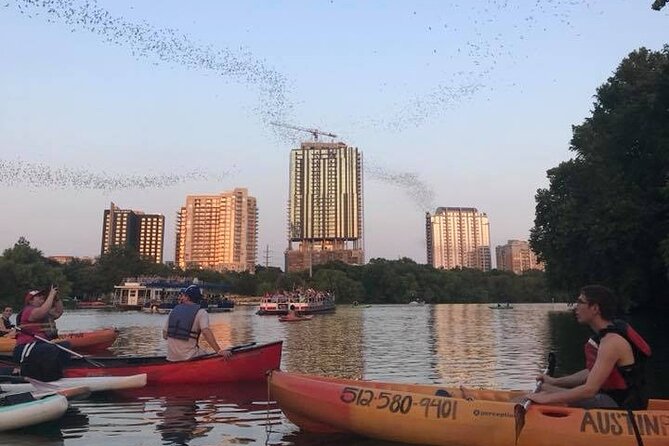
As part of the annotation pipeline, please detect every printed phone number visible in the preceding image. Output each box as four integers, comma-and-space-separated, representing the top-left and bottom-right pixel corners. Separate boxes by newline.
340, 386, 458, 419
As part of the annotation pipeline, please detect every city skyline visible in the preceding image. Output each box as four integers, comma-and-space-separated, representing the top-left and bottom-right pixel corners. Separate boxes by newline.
1, 2, 667, 266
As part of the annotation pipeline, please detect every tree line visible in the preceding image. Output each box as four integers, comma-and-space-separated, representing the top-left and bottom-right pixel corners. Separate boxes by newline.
0, 237, 554, 307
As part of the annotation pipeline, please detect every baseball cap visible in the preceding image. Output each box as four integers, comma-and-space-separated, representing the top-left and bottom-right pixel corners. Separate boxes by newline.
180, 285, 202, 302
24, 289, 46, 304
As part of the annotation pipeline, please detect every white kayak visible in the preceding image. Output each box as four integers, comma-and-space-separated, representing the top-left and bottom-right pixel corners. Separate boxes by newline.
0, 393, 68, 431
0, 373, 147, 393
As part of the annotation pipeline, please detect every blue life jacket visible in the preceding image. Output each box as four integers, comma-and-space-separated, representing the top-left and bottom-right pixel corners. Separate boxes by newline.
166, 304, 201, 341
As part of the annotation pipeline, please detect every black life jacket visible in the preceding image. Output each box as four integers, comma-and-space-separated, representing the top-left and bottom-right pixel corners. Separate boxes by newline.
586, 320, 651, 410
166, 304, 201, 341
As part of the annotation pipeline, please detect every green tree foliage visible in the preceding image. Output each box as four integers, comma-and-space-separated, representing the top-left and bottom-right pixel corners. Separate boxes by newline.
531, 46, 669, 309
1, 239, 554, 305
0, 237, 70, 307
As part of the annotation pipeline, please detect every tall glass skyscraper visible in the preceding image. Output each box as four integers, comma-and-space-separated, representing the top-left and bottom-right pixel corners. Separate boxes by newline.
286, 141, 364, 272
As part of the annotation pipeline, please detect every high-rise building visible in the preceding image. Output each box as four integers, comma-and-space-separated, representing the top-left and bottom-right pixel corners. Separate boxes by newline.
175, 188, 258, 272
426, 207, 491, 271
285, 141, 363, 272
495, 240, 544, 274
101, 202, 164, 263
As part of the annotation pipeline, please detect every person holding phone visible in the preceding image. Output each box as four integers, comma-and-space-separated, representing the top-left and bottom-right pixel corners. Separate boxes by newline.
13, 285, 71, 381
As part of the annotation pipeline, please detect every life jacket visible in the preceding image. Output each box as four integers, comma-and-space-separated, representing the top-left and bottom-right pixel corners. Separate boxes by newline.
166, 304, 201, 341
584, 320, 651, 409
15, 306, 56, 345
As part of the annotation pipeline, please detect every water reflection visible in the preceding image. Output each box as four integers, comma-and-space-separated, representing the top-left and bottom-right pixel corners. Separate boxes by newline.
282, 308, 364, 378
363, 305, 434, 382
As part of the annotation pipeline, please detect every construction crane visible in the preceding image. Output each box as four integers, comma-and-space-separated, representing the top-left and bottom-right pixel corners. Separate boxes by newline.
270, 121, 337, 141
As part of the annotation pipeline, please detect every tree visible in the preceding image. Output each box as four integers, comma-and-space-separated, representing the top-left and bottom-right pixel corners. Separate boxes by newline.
531, 46, 669, 309
0, 238, 70, 307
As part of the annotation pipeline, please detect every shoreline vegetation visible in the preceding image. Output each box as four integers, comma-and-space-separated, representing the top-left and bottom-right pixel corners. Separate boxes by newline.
1, 238, 554, 308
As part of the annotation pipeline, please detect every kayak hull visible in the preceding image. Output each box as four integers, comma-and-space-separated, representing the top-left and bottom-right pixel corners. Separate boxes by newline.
1, 373, 147, 393
0, 327, 119, 353
0, 394, 68, 432
63, 341, 282, 385
269, 371, 669, 446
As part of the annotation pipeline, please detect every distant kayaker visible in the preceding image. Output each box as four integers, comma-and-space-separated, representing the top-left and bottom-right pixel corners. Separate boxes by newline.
162, 285, 232, 362
13, 286, 70, 381
285, 305, 301, 320
527, 285, 651, 409
1, 306, 15, 336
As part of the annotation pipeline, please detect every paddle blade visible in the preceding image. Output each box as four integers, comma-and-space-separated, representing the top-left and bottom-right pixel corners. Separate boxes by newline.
514, 404, 526, 441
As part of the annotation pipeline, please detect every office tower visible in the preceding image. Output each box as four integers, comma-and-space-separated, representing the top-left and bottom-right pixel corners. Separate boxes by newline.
495, 240, 545, 274
175, 188, 258, 272
101, 202, 165, 263
426, 207, 491, 271
285, 141, 363, 273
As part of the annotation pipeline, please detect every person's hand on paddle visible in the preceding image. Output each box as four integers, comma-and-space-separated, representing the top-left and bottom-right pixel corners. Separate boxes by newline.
217, 348, 233, 359
535, 373, 556, 386
525, 391, 553, 405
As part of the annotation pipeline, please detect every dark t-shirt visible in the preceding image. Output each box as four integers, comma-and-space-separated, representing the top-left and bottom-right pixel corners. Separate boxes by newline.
1, 316, 13, 333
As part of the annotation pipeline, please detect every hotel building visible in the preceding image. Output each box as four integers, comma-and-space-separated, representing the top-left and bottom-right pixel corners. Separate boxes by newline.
495, 240, 544, 274
175, 188, 258, 272
100, 202, 165, 263
426, 207, 491, 271
285, 141, 364, 272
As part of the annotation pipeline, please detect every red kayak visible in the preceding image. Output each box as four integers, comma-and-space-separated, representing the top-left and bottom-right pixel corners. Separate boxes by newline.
62, 341, 282, 385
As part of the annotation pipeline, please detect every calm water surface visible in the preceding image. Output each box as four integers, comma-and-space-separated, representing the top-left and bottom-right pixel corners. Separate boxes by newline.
2, 303, 667, 446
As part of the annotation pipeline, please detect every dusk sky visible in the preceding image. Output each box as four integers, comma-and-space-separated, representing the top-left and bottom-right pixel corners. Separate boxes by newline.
1, 1, 667, 267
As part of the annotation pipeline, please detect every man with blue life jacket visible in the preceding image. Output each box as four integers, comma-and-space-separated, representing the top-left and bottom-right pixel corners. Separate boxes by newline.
527, 285, 651, 409
162, 285, 232, 362
13, 286, 70, 381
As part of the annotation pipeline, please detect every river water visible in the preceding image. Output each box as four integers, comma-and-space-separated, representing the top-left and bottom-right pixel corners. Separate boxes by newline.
1, 303, 667, 446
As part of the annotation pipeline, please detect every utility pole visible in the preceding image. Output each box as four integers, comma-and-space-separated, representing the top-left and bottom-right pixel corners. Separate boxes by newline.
264, 245, 271, 268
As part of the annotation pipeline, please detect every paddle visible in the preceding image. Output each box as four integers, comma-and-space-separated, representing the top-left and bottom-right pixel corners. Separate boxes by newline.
14, 326, 105, 368
515, 352, 556, 440
201, 342, 257, 359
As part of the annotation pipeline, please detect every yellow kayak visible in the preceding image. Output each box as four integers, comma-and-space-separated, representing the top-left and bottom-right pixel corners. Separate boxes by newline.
269, 371, 669, 446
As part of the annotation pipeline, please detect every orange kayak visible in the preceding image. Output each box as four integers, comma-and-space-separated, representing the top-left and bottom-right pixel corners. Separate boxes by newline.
0, 327, 119, 353
269, 371, 669, 446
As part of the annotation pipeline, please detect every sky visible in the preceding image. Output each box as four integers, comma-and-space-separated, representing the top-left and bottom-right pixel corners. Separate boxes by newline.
0, 1, 667, 267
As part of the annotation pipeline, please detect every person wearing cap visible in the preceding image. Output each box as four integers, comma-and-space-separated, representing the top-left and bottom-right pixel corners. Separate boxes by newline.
162, 285, 233, 362
13, 285, 70, 381
0, 306, 15, 337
